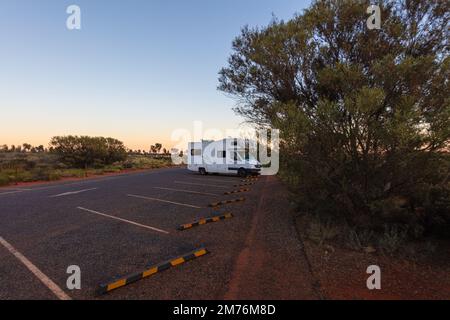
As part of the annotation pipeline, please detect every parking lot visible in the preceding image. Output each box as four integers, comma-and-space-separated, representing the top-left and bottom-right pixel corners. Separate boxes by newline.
0, 167, 276, 300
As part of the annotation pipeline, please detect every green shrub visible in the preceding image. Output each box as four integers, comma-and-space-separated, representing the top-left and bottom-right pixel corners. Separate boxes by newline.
346, 228, 376, 251
0, 173, 10, 186
59, 169, 86, 178
16, 170, 34, 182
123, 162, 133, 169
50, 135, 127, 168
378, 225, 409, 255
126, 156, 170, 170
103, 165, 123, 173
306, 216, 340, 245
47, 172, 61, 181
219, 0, 449, 240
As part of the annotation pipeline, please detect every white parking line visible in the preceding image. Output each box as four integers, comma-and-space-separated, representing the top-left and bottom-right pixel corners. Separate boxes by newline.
127, 194, 202, 209
0, 236, 71, 300
49, 188, 98, 198
77, 207, 169, 234
152, 187, 219, 197
0, 190, 24, 196
174, 181, 229, 189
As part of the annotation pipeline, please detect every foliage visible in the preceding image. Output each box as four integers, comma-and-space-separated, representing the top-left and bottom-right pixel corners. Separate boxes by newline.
124, 155, 172, 170
219, 0, 450, 236
306, 216, 341, 245
50, 135, 127, 168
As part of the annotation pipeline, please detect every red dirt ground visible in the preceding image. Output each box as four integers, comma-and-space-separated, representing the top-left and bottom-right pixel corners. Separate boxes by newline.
296, 217, 450, 300
224, 175, 450, 300
224, 176, 318, 300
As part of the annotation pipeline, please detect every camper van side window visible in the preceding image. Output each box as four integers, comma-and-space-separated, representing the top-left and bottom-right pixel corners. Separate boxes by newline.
218, 151, 226, 158
191, 149, 201, 156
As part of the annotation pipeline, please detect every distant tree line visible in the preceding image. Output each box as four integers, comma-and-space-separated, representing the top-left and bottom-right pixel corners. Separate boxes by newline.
0, 136, 174, 186
0, 144, 48, 153
1, 140, 173, 155
1, 138, 174, 168
128, 143, 171, 157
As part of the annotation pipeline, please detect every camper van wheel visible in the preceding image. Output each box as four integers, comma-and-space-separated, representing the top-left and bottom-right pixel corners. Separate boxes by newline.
238, 168, 247, 177
199, 168, 207, 175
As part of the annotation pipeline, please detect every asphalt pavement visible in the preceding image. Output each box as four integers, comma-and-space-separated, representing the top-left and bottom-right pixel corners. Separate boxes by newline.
0, 167, 317, 300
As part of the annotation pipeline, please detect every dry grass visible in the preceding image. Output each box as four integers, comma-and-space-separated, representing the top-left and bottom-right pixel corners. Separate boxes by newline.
0, 153, 173, 186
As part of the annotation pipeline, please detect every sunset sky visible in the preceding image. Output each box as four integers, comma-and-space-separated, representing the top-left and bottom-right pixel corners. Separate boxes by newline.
0, 0, 309, 150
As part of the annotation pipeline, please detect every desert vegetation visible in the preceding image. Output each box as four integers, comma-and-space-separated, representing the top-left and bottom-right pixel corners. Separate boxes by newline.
219, 0, 449, 255
0, 136, 173, 186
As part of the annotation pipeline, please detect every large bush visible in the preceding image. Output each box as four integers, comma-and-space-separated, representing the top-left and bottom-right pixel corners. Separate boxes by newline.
219, 0, 449, 234
50, 136, 127, 168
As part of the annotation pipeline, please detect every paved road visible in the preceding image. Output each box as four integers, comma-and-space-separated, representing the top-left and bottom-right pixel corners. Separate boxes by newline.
0, 167, 317, 300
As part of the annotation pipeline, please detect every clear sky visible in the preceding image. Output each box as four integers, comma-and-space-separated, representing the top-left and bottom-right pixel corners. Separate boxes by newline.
0, 0, 310, 150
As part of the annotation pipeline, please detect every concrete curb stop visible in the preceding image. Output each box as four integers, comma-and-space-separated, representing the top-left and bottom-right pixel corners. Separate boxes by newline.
235, 183, 255, 187
224, 189, 250, 195
178, 213, 233, 231
96, 248, 209, 295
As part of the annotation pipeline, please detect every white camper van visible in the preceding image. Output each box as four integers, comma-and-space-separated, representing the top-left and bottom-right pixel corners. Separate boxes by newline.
187, 139, 261, 177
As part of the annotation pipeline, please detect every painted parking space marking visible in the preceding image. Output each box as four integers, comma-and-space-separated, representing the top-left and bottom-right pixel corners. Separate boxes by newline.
127, 194, 202, 209
49, 188, 98, 198
97, 248, 209, 295
0, 236, 71, 300
0, 190, 24, 196
152, 187, 220, 197
174, 181, 229, 189
77, 207, 169, 234
178, 213, 233, 231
